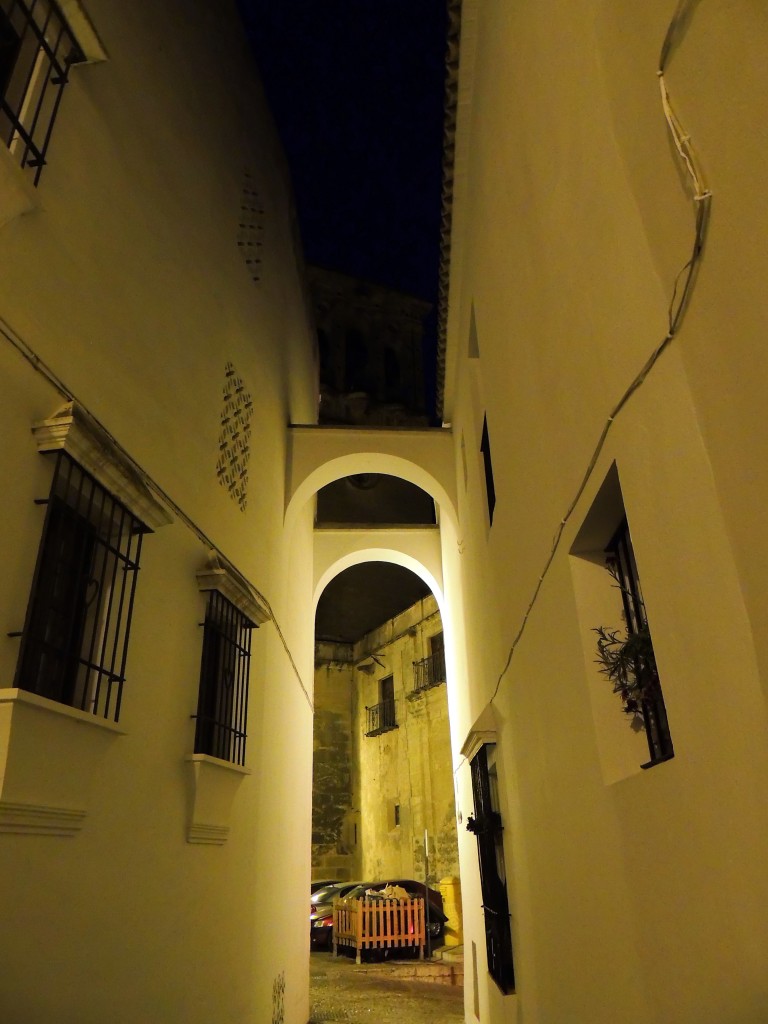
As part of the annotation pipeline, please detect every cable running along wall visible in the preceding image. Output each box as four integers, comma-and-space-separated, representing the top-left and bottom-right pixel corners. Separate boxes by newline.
487, 0, 711, 708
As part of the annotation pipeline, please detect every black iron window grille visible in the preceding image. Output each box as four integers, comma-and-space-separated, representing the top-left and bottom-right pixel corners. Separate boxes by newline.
606, 519, 674, 766
365, 675, 396, 736
466, 744, 515, 994
0, 0, 84, 184
411, 634, 446, 696
194, 589, 253, 766
14, 451, 148, 722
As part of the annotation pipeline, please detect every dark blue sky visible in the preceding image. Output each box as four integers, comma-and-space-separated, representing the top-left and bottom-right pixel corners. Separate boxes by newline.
237, 0, 448, 305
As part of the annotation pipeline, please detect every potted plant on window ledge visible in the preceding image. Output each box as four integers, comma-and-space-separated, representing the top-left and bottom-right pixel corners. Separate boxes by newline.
593, 618, 674, 767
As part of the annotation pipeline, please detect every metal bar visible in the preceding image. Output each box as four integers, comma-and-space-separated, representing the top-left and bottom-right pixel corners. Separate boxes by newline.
96, 490, 123, 718
29, 38, 70, 183
1, 0, 81, 181
113, 520, 142, 723
78, 468, 101, 712
16, 2, 55, 169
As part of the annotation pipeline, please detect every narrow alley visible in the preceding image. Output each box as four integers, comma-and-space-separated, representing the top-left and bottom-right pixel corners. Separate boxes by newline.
309, 952, 465, 1024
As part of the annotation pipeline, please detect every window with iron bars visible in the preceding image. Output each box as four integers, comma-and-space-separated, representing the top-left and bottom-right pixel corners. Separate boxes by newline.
365, 674, 397, 737
605, 518, 674, 766
411, 631, 446, 696
14, 451, 148, 722
0, 0, 84, 184
466, 743, 515, 994
193, 590, 253, 767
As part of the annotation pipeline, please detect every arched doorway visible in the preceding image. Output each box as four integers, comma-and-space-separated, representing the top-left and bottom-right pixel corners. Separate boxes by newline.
311, 556, 460, 960
285, 427, 468, 958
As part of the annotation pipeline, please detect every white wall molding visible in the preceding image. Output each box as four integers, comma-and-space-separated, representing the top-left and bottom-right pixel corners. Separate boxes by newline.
32, 402, 174, 530
0, 800, 86, 837
59, 0, 109, 62
196, 552, 270, 626
0, 689, 124, 837
185, 754, 251, 845
187, 823, 230, 845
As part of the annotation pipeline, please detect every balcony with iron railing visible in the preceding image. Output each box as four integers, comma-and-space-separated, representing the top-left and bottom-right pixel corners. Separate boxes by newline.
365, 698, 397, 737
409, 649, 446, 698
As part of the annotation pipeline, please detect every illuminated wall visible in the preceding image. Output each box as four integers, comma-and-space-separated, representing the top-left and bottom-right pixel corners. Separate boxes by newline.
312, 595, 458, 888
3, 2, 766, 1023
0, 2, 317, 1023
442, 1, 768, 1022
354, 595, 458, 884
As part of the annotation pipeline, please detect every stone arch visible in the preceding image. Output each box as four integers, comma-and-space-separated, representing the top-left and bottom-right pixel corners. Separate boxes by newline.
313, 546, 446, 620
285, 428, 458, 535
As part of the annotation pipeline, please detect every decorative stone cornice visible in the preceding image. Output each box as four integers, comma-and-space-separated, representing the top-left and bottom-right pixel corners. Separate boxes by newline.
0, 688, 124, 838
187, 823, 230, 845
185, 754, 251, 846
196, 552, 270, 626
31, 402, 174, 531
0, 801, 86, 837
460, 703, 498, 761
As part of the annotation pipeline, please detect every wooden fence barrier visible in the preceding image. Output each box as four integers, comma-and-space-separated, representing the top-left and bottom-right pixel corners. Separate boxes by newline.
333, 896, 426, 964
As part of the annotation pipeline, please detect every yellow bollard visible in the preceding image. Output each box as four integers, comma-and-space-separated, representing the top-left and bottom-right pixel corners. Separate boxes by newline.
439, 876, 463, 946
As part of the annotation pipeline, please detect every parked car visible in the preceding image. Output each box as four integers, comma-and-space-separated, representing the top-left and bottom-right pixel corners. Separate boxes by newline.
309, 881, 361, 950
310, 879, 340, 895
340, 880, 448, 943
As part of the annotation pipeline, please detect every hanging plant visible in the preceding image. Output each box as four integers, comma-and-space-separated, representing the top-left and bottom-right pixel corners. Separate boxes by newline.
465, 811, 502, 836
593, 622, 658, 723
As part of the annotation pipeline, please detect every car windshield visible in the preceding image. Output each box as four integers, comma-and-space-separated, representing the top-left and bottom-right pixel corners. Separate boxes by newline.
311, 885, 341, 904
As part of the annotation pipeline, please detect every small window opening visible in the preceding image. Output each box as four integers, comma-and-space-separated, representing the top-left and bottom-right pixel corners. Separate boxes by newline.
604, 518, 674, 767
194, 590, 254, 766
365, 674, 397, 736
468, 744, 515, 994
481, 414, 496, 525
412, 631, 446, 695
14, 451, 148, 722
468, 303, 480, 359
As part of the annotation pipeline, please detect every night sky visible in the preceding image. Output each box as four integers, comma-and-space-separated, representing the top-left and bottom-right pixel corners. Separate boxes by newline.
238, 2, 448, 638
237, 0, 448, 305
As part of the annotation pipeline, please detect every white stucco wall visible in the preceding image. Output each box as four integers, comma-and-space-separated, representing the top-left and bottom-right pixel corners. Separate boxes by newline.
444, 2, 768, 1022
0, 2, 317, 1022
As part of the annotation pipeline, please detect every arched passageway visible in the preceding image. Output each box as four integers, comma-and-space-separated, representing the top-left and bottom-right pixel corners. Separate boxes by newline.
312, 557, 457, 891
287, 426, 470, 962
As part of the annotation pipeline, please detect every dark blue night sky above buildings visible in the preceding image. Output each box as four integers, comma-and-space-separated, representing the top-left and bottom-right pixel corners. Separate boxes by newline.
237, 0, 448, 307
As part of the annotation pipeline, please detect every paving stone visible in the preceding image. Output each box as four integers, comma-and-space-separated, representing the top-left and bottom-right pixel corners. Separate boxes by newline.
309, 952, 465, 1024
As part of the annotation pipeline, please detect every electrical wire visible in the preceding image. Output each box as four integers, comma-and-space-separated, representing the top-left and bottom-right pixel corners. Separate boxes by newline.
488, 0, 711, 707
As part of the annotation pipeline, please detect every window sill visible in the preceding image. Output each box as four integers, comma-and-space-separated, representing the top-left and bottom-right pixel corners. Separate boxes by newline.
184, 753, 251, 845
640, 753, 675, 771
0, 687, 124, 836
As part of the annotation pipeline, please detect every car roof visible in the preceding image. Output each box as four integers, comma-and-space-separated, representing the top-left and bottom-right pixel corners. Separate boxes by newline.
311, 881, 361, 903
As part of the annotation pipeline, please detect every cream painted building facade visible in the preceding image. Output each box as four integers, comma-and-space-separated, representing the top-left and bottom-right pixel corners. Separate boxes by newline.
0, 2, 318, 1022
2, 1, 768, 1023
313, 595, 458, 886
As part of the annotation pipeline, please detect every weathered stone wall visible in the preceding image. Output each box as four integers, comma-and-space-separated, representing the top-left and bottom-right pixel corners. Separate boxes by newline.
311, 656, 360, 880
312, 597, 459, 889
354, 597, 458, 884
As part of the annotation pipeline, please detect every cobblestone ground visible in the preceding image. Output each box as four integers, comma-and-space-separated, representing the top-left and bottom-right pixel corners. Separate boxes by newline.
309, 952, 465, 1024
